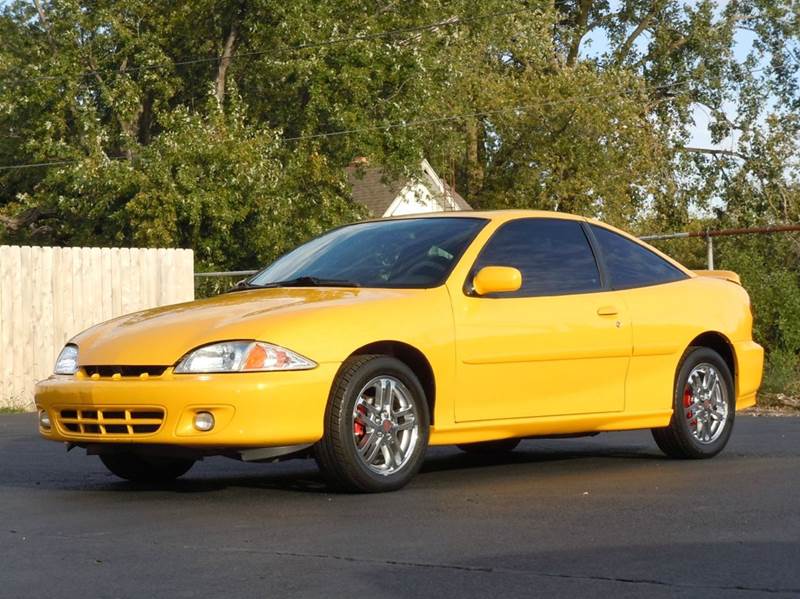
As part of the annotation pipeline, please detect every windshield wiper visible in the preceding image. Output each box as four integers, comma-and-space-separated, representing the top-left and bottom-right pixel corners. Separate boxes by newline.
225, 279, 263, 293
258, 276, 361, 288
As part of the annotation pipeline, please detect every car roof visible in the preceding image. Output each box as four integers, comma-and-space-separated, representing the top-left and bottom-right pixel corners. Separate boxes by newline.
376, 209, 587, 223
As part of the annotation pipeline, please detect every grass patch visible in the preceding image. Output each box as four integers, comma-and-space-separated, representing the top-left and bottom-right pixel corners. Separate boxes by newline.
0, 407, 26, 414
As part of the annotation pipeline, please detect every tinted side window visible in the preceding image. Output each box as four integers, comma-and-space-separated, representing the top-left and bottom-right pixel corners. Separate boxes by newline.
590, 225, 687, 289
473, 219, 601, 297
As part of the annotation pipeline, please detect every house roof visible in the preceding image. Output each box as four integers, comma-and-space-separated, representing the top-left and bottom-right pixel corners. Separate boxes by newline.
345, 166, 405, 217
443, 182, 472, 211
346, 161, 472, 217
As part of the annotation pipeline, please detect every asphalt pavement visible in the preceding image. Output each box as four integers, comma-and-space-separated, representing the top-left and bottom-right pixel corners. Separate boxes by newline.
1, 413, 798, 598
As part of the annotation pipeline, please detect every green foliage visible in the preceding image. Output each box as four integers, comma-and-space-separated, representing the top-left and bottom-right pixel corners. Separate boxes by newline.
717, 234, 800, 390
762, 350, 800, 396
2, 97, 358, 268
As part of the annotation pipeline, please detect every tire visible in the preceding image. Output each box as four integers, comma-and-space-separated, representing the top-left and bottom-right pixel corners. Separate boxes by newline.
652, 346, 735, 459
457, 438, 520, 454
99, 452, 195, 482
314, 354, 430, 493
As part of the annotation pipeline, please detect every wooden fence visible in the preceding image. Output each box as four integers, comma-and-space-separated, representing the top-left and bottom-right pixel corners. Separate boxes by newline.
0, 246, 195, 409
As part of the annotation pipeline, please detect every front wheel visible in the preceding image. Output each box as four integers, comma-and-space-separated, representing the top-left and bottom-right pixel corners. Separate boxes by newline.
652, 347, 735, 459
315, 355, 430, 493
99, 453, 195, 482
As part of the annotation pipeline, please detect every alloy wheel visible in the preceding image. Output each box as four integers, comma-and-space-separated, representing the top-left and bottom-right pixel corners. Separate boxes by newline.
682, 363, 729, 444
351, 376, 419, 475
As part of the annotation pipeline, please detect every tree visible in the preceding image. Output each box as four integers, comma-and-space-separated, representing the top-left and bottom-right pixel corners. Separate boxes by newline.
1, 0, 799, 254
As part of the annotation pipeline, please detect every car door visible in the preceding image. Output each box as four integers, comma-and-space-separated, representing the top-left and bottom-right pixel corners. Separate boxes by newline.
587, 224, 692, 414
450, 217, 632, 422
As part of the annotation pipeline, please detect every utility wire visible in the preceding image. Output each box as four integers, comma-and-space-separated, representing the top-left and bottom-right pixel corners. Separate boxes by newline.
0, 82, 690, 172
0, 67, 768, 171
282, 86, 677, 142
0, 6, 540, 86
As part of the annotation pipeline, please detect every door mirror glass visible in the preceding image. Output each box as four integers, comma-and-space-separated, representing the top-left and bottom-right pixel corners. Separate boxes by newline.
472, 266, 522, 296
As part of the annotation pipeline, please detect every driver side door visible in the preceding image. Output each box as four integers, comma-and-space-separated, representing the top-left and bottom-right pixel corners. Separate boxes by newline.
450, 217, 632, 422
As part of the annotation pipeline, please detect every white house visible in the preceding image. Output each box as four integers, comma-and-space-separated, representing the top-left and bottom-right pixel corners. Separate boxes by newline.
346, 158, 472, 217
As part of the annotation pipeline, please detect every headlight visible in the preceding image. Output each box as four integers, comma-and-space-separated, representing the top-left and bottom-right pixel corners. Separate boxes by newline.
174, 341, 316, 374
54, 345, 79, 375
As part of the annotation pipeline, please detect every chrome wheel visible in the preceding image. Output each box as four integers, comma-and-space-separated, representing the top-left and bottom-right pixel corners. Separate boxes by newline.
683, 363, 729, 445
351, 375, 419, 476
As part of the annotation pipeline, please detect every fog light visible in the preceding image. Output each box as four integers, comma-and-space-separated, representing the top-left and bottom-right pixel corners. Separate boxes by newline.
193, 411, 215, 432
39, 410, 51, 430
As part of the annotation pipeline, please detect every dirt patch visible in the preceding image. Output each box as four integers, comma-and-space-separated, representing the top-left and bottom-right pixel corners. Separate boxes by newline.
743, 393, 800, 417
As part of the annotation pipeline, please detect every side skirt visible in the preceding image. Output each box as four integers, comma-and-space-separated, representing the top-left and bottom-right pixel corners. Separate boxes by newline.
428, 410, 673, 446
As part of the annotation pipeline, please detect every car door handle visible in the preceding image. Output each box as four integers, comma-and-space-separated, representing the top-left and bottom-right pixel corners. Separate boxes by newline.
596, 306, 619, 316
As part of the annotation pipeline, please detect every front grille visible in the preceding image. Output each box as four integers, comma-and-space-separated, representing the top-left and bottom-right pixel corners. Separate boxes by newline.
57, 407, 165, 436
82, 365, 168, 378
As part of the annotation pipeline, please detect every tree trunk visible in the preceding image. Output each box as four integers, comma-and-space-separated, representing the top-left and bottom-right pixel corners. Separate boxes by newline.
465, 118, 485, 198
33, 0, 51, 35
614, 3, 662, 64
566, 0, 593, 67
137, 93, 154, 146
215, 20, 239, 105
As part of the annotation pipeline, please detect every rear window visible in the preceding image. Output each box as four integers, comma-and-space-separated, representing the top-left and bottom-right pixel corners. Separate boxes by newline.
590, 225, 687, 289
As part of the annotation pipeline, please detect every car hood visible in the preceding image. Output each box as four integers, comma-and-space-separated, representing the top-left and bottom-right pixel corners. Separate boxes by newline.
72, 287, 419, 365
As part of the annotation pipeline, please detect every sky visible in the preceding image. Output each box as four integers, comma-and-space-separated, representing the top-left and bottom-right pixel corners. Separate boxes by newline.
582, 2, 758, 154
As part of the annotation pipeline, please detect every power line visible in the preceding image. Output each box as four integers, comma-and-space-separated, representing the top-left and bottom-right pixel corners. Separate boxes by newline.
0, 67, 769, 172
283, 86, 674, 142
0, 76, 756, 171
272, 67, 766, 143
1, 6, 540, 86
0, 159, 77, 172
0, 83, 690, 172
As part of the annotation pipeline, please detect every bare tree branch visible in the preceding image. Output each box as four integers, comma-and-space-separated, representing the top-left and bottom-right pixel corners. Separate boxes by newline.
566, 0, 593, 67
679, 146, 747, 160
33, 0, 54, 48
0, 207, 56, 232
33, 0, 50, 32
215, 19, 239, 105
614, 4, 661, 64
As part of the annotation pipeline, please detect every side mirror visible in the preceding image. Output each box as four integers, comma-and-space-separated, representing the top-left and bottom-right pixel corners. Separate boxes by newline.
472, 266, 522, 296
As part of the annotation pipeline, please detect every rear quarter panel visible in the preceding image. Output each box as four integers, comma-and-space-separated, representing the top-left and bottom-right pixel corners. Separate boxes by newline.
620, 276, 758, 415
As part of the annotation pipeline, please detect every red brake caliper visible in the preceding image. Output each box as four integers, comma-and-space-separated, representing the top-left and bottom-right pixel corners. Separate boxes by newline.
354, 405, 366, 438
683, 386, 696, 426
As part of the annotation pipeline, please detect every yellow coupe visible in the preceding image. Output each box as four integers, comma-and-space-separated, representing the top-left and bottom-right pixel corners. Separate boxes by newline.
35, 211, 764, 492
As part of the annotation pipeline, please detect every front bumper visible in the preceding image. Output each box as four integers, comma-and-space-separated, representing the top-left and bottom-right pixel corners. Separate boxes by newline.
34, 364, 340, 448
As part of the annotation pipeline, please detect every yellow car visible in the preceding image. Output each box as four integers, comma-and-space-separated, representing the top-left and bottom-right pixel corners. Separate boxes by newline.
35, 211, 764, 492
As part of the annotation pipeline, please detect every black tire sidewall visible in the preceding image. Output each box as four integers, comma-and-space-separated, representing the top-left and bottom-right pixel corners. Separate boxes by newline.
328, 356, 430, 492
672, 347, 735, 457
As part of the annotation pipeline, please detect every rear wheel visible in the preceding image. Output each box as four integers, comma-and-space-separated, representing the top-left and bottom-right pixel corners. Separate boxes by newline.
315, 355, 430, 493
457, 438, 520, 454
99, 453, 195, 482
652, 347, 735, 459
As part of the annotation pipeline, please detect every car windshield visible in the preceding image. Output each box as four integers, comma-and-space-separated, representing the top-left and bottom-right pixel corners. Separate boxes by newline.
249, 217, 488, 289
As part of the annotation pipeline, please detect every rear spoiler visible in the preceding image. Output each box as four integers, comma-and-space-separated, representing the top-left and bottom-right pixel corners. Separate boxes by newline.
693, 270, 741, 285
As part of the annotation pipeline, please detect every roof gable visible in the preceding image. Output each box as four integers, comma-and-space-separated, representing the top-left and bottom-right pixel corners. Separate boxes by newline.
346, 159, 471, 217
